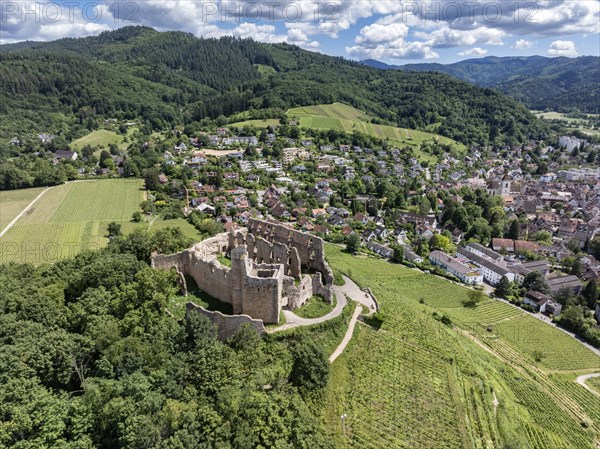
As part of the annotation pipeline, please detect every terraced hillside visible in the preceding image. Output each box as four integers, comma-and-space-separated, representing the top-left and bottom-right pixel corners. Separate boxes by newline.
323, 246, 600, 449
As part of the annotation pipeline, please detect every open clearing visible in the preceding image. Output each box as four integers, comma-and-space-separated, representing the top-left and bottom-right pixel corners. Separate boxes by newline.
288, 103, 466, 153
227, 119, 280, 129
229, 103, 466, 161
70, 128, 137, 155
322, 245, 600, 449
0, 179, 144, 264
121, 216, 202, 242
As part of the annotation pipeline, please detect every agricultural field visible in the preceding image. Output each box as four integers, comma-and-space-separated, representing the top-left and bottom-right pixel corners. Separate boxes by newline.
587, 376, 600, 395
322, 245, 600, 449
70, 127, 137, 155
0, 186, 47, 231
0, 179, 144, 265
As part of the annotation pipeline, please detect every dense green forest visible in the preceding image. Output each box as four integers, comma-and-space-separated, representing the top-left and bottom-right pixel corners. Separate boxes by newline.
0, 26, 546, 146
362, 55, 600, 113
0, 227, 333, 448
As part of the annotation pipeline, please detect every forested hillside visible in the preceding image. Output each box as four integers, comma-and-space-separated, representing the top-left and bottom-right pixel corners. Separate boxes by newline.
362, 56, 600, 113
0, 26, 547, 146
0, 230, 334, 448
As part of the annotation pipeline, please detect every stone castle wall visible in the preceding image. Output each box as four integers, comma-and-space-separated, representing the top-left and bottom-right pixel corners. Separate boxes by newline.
186, 302, 266, 340
152, 218, 335, 331
246, 219, 334, 285
151, 234, 233, 305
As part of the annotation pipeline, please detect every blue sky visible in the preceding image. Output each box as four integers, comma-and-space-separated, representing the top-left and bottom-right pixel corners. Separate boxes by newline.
1, 1, 598, 63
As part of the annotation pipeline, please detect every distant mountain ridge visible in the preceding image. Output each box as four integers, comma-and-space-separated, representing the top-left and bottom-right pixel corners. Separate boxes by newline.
361, 56, 600, 113
0, 26, 548, 146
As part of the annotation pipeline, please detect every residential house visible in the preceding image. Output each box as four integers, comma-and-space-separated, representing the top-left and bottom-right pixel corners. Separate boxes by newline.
367, 242, 393, 259
456, 246, 514, 285
428, 250, 483, 285
547, 275, 583, 294
523, 291, 562, 315
54, 150, 78, 161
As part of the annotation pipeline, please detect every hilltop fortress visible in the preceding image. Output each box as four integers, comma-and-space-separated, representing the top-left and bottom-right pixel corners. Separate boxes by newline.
151, 219, 335, 335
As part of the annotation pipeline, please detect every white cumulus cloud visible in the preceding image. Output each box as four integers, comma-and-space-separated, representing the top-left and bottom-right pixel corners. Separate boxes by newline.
547, 40, 578, 57
513, 39, 533, 49
458, 47, 488, 57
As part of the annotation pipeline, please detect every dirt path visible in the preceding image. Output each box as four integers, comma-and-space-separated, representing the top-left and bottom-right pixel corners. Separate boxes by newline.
576, 373, 600, 397
329, 305, 362, 363
0, 186, 53, 238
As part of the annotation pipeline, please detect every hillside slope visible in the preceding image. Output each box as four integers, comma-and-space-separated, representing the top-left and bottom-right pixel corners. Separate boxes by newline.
361, 56, 600, 113
0, 27, 547, 145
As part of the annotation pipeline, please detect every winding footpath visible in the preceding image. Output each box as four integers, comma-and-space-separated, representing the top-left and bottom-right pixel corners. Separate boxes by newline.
329, 305, 363, 363
576, 373, 600, 397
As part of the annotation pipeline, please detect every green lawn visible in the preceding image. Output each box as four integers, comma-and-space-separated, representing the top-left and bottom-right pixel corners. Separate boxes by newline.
294, 295, 334, 319
0, 187, 48, 231
227, 118, 281, 129
287, 103, 466, 160
320, 245, 600, 449
0, 179, 144, 264
70, 128, 137, 155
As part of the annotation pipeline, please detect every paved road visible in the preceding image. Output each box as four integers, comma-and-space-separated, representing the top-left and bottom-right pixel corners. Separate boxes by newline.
329, 305, 363, 363
0, 186, 52, 238
269, 275, 376, 332
576, 373, 600, 397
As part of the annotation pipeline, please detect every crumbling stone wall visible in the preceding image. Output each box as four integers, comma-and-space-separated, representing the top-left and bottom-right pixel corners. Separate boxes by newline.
152, 219, 335, 328
285, 274, 314, 310
151, 242, 233, 305
186, 302, 266, 340
246, 219, 334, 284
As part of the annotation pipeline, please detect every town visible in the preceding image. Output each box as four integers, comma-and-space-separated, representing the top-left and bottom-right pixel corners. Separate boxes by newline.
8, 113, 600, 349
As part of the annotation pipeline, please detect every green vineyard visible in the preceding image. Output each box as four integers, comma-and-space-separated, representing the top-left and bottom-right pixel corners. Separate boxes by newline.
323, 246, 600, 449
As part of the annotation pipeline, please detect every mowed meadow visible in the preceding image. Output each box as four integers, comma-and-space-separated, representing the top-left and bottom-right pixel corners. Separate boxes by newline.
323, 246, 600, 449
287, 103, 466, 152
0, 179, 144, 264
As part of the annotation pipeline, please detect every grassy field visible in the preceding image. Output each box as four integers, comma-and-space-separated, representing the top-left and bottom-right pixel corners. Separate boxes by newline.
288, 103, 466, 155
70, 128, 137, 155
587, 376, 600, 395
0, 180, 144, 265
321, 245, 600, 449
0, 187, 48, 231
228, 103, 465, 161
294, 295, 335, 319
227, 118, 280, 129
531, 111, 599, 123
532, 111, 600, 137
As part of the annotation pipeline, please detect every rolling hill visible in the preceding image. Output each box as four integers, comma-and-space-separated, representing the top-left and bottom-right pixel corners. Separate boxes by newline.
230, 102, 466, 160
0, 26, 547, 146
361, 55, 600, 113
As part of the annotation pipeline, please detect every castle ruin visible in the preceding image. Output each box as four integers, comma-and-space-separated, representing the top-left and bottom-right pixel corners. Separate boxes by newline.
151, 219, 335, 335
